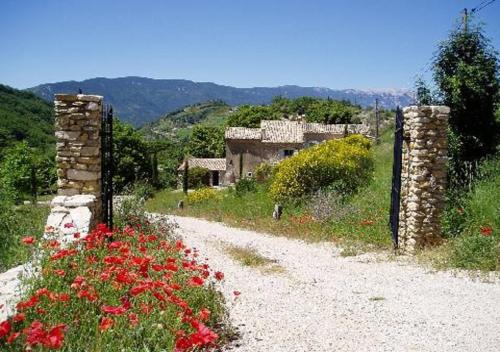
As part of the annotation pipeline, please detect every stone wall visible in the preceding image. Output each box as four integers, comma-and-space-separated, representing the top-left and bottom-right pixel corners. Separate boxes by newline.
54, 94, 102, 219
399, 106, 449, 253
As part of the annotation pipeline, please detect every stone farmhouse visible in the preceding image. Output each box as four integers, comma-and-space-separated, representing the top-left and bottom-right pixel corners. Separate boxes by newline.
224, 120, 371, 183
179, 119, 371, 187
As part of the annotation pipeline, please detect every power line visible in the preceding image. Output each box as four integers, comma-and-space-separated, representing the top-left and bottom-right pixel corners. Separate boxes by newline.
471, 0, 497, 13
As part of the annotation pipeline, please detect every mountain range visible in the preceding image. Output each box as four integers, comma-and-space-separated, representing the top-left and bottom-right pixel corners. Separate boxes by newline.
28, 77, 413, 126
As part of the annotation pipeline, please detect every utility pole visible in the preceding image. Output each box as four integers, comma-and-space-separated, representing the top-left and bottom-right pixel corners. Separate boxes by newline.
375, 98, 380, 145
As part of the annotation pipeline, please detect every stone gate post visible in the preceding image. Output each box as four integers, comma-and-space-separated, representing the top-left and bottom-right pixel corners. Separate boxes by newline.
46, 94, 103, 237
399, 106, 449, 253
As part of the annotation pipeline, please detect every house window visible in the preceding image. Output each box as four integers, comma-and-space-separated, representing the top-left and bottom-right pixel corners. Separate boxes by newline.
283, 149, 295, 157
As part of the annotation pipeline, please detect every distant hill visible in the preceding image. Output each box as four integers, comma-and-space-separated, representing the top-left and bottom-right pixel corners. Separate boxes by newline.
141, 100, 231, 140
0, 84, 54, 151
28, 77, 413, 127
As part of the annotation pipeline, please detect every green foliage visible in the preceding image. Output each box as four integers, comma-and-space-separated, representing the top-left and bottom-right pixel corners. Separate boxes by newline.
414, 76, 434, 105
226, 97, 360, 127
433, 22, 499, 175
188, 167, 211, 189
270, 135, 374, 202
113, 119, 153, 192
0, 198, 49, 271
226, 105, 280, 128
442, 155, 499, 270
0, 84, 54, 152
187, 125, 225, 158
187, 187, 220, 204
234, 177, 257, 197
254, 163, 274, 183
0, 142, 55, 202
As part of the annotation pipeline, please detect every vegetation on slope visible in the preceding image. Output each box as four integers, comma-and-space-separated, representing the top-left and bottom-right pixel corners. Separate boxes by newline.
0, 84, 54, 152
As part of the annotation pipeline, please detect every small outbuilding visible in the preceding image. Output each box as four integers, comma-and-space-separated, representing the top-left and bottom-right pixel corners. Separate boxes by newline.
178, 158, 226, 187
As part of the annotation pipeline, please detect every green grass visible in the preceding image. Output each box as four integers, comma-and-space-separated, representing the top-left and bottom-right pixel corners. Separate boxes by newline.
146, 129, 395, 251
0, 203, 50, 271
223, 244, 284, 274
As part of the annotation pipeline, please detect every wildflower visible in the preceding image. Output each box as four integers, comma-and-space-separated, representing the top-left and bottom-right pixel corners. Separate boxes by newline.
99, 317, 113, 332
214, 271, 224, 281
128, 313, 139, 327
198, 308, 210, 321
54, 269, 65, 276
480, 226, 493, 237
6, 332, 20, 344
44, 324, 66, 349
0, 320, 11, 338
101, 305, 127, 315
64, 223, 74, 228
12, 313, 25, 322
22, 236, 35, 245
233, 291, 241, 296
188, 276, 204, 286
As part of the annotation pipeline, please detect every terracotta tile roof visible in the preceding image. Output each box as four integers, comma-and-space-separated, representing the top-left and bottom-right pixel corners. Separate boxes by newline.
261, 120, 304, 143
178, 158, 226, 171
225, 120, 372, 143
225, 127, 261, 140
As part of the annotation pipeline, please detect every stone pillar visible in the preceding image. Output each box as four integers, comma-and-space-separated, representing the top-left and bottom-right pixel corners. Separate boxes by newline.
51, 94, 103, 232
399, 106, 449, 253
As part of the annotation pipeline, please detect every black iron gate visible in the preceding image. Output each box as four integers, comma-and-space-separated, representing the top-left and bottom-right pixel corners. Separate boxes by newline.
389, 107, 404, 248
101, 105, 114, 229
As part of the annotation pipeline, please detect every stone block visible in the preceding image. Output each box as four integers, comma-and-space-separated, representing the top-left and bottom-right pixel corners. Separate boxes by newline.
67, 169, 100, 181
55, 131, 80, 141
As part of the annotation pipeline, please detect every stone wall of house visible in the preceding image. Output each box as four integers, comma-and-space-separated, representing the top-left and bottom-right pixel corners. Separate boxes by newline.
49, 94, 103, 237
399, 106, 449, 253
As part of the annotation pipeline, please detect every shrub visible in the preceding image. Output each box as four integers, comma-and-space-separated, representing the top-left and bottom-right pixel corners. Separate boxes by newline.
307, 189, 359, 222
234, 177, 257, 197
270, 135, 374, 202
254, 163, 273, 183
187, 188, 220, 204
0, 221, 227, 351
188, 167, 210, 189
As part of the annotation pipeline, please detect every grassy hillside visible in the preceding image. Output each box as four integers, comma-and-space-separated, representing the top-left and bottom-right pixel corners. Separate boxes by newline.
0, 84, 55, 151
141, 100, 231, 140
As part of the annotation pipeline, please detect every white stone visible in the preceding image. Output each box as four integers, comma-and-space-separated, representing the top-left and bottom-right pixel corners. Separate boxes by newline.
55, 131, 80, 140
46, 211, 66, 229
69, 206, 92, 233
65, 195, 96, 208
67, 169, 99, 181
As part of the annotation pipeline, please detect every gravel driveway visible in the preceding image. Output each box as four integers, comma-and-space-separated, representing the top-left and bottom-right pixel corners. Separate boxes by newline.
165, 215, 500, 352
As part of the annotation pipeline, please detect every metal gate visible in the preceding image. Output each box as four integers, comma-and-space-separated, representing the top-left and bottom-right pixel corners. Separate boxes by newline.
389, 107, 404, 248
101, 105, 114, 229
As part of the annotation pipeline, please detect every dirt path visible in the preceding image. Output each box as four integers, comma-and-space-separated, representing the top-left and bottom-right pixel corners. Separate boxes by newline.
162, 214, 500, 352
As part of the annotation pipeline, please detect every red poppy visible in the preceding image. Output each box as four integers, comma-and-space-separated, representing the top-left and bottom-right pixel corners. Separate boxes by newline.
198, 308, 210, 321
54, 269, 65, 276
233, 291, 241, 296
6, 332, 20, 344
0, 320, 11, 338
188, 276, 204, 287
64, 223, 74, 228
22, 236, 35, 245
101, 305, 127, 315
99, 317, 113, 332
44, 324, 66, 349
128, 313, 139, 327
480, 226, 493, 237
12, 313, 25, 322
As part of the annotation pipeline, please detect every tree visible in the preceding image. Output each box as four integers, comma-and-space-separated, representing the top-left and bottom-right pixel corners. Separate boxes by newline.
433, 21, 499, 170
113, 119, 153, 192
187, 125, 225, 158
414, 76, 433, 105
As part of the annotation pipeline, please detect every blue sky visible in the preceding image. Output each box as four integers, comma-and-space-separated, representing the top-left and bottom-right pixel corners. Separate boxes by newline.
1, 0, 499, 90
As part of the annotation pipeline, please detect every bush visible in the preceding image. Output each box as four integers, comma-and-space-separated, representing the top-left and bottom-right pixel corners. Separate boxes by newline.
0, 221, 228, 351
188, 167, 210, 189
254, 163, 273, 183
307, 189, 358, 222
234, 177, 257, 197
187, 188, 220, 204
270, 135, 374, 202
